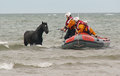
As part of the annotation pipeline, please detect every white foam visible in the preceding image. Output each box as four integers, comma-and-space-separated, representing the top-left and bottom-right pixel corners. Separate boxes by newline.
37, 62, 53, 68
4, 45, 9, 48
36, 45, 42, 47
28, 62, 53, 68
0, 63, 14, 70
0, 41, 8, 44
26, 44, 42, 47
0, 41, 9, 48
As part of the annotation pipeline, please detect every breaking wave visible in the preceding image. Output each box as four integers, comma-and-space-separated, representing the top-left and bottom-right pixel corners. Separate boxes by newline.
0, 42, 53, 50
0, 63, 14, 70
14, 62, 53, 68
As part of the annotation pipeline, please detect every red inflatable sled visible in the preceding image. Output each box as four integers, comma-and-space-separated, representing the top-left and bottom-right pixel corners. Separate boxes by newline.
62, 33, 110, 49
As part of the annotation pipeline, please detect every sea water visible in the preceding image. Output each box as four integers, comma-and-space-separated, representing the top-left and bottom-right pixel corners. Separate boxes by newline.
0, 13, 120, 76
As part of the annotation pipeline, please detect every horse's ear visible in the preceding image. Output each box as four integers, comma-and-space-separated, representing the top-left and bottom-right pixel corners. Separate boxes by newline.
42, 21, 43, 24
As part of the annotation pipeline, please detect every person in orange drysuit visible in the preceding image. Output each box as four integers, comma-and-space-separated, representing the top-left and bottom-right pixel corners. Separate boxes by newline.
61, 12, 76, 39
73, 17, 98, 37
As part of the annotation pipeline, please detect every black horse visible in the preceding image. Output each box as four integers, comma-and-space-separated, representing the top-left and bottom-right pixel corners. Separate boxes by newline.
24, 22, 49, 46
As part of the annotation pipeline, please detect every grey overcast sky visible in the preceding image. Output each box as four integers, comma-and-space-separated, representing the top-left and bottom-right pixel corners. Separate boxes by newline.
0, 0, 120, 13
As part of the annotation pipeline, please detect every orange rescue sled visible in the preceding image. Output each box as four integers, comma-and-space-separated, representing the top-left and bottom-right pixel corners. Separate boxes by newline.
62, 33, 110, 49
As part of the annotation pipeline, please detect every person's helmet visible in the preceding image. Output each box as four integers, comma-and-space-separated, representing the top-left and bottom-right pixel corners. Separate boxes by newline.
65, 12, 71, 17
73, 17, 79, 22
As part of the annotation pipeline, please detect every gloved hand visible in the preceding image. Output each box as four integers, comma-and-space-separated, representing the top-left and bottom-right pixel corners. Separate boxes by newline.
61, 28, 67, 32
61, 28, 64, 31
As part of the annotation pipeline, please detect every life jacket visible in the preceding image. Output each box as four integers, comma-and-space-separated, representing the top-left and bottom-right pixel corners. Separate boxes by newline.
67, 19, 76, 30
76, 20, 87, 30
65, 16, 73, 26
76, 20, 90, 35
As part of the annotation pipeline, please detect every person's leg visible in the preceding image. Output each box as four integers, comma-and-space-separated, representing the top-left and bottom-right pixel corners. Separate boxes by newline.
64, 29, 70, 40
69, 29, 75, 37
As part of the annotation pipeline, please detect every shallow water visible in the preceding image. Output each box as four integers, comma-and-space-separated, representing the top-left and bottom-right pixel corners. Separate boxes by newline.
0, 13, 120, 76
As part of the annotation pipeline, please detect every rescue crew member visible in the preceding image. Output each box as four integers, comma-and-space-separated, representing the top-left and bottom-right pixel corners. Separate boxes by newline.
73, 17, 98, 37
61, 12, 76, 39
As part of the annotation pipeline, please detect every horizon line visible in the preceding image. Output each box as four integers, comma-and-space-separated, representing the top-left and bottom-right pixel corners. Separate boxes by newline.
0, 12, 120, 14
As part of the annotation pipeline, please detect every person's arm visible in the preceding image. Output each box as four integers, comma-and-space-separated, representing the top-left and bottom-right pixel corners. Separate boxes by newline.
89, 27, 98, 37
61, 25, 68, 32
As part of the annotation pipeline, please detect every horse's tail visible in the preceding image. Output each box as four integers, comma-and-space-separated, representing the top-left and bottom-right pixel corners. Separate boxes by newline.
24, 31, 29, 46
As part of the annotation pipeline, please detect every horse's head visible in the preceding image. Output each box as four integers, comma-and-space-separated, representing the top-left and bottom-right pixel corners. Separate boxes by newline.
36, 21, 49, 34
41, 22, 49, 34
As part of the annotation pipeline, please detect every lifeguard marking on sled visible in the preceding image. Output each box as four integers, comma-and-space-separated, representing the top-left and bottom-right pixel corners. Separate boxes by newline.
82, 35, 94, 42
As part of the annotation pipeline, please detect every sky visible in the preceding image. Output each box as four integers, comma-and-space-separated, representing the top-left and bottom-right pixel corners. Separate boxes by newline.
0, 0, 120, 13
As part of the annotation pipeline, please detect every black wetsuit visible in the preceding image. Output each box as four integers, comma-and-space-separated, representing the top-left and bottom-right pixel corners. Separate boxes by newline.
64, 28, 75, 40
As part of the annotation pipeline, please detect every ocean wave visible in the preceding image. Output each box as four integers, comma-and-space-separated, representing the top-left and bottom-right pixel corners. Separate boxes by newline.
0, 41, 9, 48
0, 43, 50, 50
56, 55, 80, 60
0, 63, 14, 70
14, 62, 53, 68
0, 62, 53, 70
59, 62, 81, 66
87, 55, 120, 60
58, 61, 113, 68
42, 54, 120, 61
0, 43, 23, 50
0, 62, 86, 69
58, 54, 120, 61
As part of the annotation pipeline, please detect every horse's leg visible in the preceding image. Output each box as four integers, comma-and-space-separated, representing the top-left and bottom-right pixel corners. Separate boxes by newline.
36, 42, 42, 45
30, 43, 33, 46
36, 40, 42, 45
38, 38, 43, 45
24, 38, 28, 46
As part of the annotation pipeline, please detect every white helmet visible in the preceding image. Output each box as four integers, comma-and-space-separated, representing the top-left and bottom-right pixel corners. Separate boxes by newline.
65, 12, 71, 17
73, 17, 79, 22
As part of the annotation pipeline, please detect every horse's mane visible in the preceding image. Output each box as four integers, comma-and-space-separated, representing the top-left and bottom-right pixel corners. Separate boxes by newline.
35, 24, 43, 32
35, 22, 47, 32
